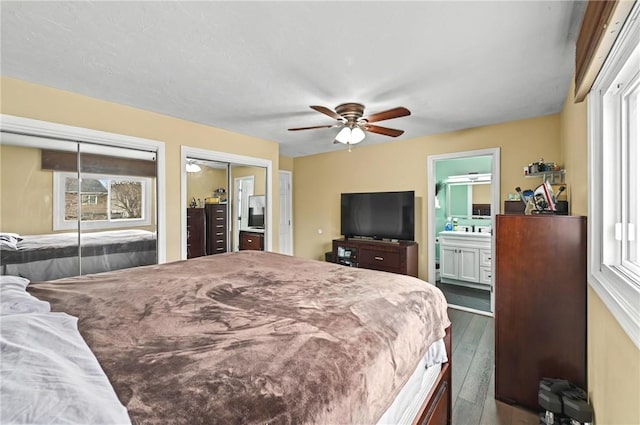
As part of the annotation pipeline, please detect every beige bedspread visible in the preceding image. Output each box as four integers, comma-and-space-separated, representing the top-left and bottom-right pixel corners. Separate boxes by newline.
28, 251, 450, 425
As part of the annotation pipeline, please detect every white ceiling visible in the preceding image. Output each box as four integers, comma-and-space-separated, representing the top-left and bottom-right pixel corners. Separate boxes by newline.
1, 1, 586, 157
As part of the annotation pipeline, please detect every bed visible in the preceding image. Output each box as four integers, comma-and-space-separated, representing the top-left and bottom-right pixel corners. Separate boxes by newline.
0, 229, 157, 281
4, 251, 451, 425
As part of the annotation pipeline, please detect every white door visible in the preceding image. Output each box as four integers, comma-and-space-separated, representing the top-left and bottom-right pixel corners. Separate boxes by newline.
278, 171, 293, 255
233, 176, 254, 251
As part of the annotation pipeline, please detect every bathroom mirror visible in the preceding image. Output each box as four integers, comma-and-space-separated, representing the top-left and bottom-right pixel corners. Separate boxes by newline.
446, 181, 491, 218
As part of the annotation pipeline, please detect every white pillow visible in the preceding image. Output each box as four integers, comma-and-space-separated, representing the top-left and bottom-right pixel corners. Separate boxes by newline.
0, 275, 30, 290
0, 238, 18, 250
0, 286, 50, 316
0, 312, 131, 425
0, 233, 21, 250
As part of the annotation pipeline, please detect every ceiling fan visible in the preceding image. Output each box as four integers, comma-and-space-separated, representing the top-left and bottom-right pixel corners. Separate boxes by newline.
288, 103, 411, 148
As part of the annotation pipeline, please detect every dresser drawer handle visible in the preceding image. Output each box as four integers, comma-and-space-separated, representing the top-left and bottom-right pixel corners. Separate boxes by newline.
216, 232, 223, 236
374, 256, 384, 261
217, 239, 224, 243
216, 217, 224, 221
247, 239, 253, 243
216, 225, 223, 228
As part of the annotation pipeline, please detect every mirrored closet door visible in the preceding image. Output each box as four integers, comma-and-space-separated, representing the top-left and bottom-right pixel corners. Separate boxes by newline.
0, 132, 159, 281
185, 156, 267, 258
186, 159, 229, 258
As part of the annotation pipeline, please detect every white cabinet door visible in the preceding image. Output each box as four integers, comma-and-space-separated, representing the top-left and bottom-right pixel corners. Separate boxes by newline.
440, 246, 458, 280
458, 247, 480, 282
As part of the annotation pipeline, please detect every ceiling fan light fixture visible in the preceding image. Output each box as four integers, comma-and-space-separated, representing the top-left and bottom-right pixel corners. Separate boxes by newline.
290, 103, 409, 150
335, 127, 351, 144
186, 161, 201, 173
351, 126, 365, 144
335, 126, 366, 145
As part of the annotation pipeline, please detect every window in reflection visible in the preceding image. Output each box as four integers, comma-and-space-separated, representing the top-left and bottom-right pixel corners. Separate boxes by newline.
56, 172, 151, 229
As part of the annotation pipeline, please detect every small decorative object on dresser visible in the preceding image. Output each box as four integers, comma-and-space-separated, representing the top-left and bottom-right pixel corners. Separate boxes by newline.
504, 200, 525, 215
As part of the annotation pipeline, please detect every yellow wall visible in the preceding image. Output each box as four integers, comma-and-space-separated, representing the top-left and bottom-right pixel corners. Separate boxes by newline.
231, 166, 267, 196
472, 183, 491, 205
0, 76, 280, 259
0, 145, 53, 234
560, 81, 640, 425
292, 114, 561, 279
186, 166, 226, 205
279, 155, 294, 172
559, 81, 588, 216
587, 290, 640, 424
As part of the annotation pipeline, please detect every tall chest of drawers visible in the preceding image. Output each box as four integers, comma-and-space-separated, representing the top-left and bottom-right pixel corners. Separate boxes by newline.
205, 203, 227, 255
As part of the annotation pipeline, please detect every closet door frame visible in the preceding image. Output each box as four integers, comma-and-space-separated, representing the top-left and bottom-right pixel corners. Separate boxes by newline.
0, 114, 167, 263
180, 146, 273, 259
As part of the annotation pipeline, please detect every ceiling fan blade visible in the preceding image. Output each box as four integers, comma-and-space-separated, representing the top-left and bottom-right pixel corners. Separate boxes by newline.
310, 105, 342, 120
288, 124, 336, 131
363, 124, 404, 137
363, 107, 411, 123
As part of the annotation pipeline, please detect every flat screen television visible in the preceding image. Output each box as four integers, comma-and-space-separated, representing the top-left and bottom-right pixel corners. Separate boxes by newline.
341, 191, 415, 241
248, 195, 265, 228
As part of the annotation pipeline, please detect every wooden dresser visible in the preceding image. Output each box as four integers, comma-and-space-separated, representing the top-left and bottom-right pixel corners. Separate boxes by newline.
332, 238, 418, 277
239, 230, 264, 251
186, 208, 205, 259
205, 203, 227, 255
494, 214, 586, 411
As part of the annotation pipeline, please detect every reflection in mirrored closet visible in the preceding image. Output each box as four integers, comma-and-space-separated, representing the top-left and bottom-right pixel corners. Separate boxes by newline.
184, 154, 268, 258
0, 132, 159, 281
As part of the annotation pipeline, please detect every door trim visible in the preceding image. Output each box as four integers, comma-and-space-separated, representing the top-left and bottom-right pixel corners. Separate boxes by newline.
233, 175, 255, 251
278, 170, 293, 255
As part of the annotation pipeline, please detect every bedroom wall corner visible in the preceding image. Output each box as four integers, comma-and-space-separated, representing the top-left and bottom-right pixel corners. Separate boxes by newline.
559, 79, 588, 216
559, 78, 640, 425
279, 155, 294, 172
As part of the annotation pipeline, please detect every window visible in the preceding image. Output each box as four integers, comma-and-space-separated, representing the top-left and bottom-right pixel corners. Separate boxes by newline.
589, 3, 640, 348
54, 172, 152, 230
81, 194, 98, 205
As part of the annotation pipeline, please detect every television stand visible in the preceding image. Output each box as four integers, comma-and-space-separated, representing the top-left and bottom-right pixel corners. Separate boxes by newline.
332, 238, 418, 277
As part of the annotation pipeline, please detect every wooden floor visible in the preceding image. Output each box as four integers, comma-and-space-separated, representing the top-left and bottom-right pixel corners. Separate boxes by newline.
448, 308, 539, 425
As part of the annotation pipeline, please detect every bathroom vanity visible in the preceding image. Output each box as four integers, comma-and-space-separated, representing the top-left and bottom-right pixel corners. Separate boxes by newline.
439, 230, 492, 290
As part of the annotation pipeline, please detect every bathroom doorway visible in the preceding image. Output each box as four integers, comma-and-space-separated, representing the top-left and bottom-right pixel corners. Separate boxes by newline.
427, 148, 500, 316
